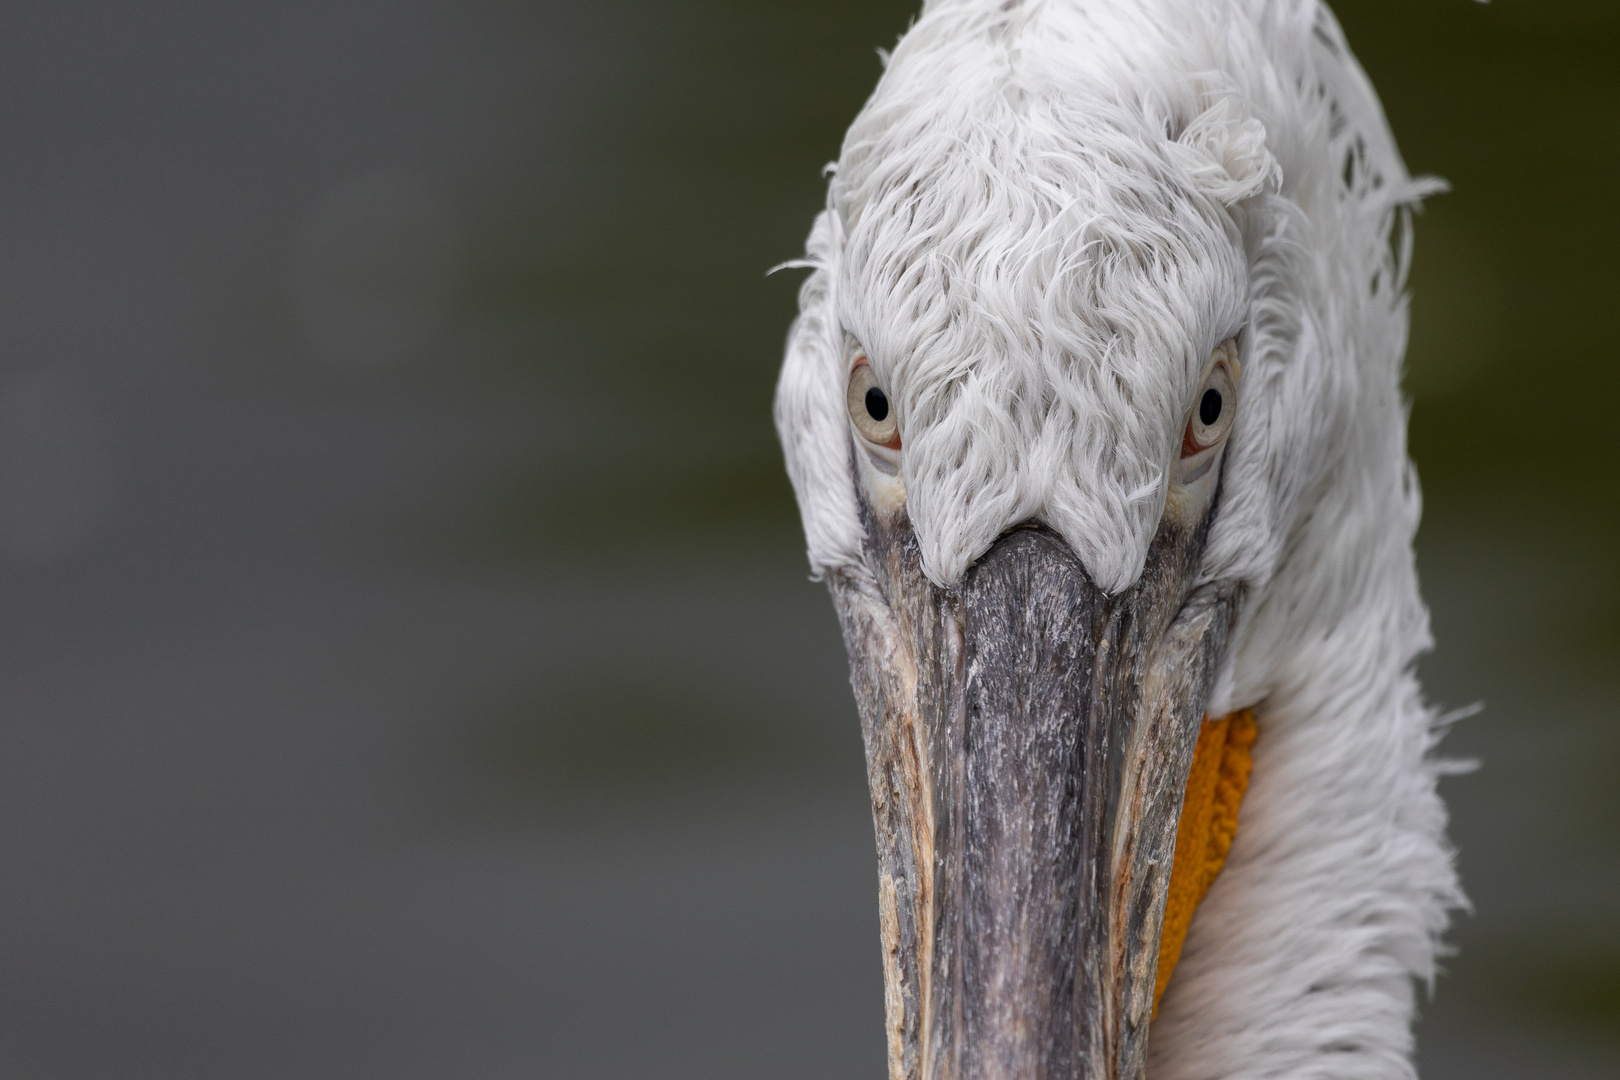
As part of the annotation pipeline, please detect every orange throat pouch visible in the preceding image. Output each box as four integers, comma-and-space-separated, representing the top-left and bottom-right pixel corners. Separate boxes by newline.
1153, 708, 1258, 1015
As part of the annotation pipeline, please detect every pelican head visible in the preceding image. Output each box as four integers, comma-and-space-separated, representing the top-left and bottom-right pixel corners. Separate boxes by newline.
774, 1, 1464, 1077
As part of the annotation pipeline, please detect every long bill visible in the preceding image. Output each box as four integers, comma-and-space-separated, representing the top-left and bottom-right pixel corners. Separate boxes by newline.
829, 520, 1236, 1080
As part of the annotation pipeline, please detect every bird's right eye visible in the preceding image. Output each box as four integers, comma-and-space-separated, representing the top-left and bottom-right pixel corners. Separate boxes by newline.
847, 360, 901, 449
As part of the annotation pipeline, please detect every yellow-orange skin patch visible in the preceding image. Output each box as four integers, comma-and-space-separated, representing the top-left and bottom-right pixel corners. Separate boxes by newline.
1154, 709, 1258, 1015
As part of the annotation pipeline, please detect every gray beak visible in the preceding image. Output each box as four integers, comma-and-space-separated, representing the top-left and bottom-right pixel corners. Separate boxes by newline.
829, 516, 1236, 1080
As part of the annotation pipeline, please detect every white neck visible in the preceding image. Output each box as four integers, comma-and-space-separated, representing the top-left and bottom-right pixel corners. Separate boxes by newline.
1155, 438, 1464, 1074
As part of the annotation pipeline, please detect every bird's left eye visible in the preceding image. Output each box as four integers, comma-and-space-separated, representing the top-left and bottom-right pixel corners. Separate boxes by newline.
1181, 351, 1238, 458
847, 361, 901, 449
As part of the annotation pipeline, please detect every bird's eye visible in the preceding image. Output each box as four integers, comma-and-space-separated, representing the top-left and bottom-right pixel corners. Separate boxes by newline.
1182, 355, 1238, 457
847, 361, 901, 449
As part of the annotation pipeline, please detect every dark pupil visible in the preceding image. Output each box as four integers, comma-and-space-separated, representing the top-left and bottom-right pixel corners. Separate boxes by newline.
1199, 388, 1222, 426
865, 386, 890, 423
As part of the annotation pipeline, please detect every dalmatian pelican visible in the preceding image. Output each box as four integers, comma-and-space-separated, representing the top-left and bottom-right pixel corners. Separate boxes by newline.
773, 1, 1465, 1077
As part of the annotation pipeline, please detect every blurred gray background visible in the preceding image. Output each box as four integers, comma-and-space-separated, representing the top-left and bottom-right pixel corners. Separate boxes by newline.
0, 1, 1611, 1077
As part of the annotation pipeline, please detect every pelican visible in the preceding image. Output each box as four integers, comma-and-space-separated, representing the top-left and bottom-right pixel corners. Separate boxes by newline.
773, 1, 1465, 1077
